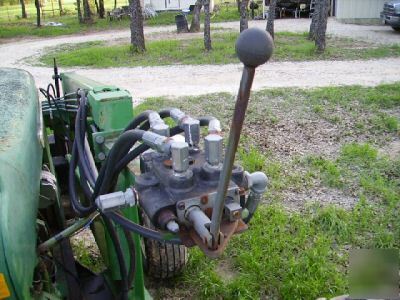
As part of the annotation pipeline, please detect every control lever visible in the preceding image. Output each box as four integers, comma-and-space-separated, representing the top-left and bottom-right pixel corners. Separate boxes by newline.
209, 28, 274, 248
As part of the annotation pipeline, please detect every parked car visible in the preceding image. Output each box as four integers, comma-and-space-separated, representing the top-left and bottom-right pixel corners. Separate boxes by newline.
381, 0, 400, 31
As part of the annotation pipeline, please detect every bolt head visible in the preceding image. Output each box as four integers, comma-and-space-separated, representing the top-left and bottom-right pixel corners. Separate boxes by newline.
98, 152, 106, 161
95, 135, 105, 144
177, 202, 185, 210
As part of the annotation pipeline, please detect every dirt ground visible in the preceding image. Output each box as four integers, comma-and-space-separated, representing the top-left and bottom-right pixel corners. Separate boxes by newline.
0, 18, 399, 101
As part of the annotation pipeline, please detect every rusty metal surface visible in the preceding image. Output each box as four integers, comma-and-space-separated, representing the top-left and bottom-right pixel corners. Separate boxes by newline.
179, 220, 248, 258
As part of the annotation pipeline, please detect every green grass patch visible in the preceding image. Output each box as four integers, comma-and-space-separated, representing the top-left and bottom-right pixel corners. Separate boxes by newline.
75, 83, 400, 299
39, 32, 400, 67
0, 4, 240, 39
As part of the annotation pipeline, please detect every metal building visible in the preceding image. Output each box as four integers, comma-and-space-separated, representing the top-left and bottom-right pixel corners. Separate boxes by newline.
334, 0, 387, 24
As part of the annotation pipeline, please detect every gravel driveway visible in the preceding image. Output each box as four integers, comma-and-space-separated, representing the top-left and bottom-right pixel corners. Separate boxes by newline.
1, 18, 399, 100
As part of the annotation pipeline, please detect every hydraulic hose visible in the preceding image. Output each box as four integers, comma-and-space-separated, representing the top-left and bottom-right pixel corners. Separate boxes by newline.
68, 141, 97, 217
102, 215, 129, 300
107, 212, 182, 245
76, 98, 96, 188
124, 110, 154, 132
92, 129, 146, 199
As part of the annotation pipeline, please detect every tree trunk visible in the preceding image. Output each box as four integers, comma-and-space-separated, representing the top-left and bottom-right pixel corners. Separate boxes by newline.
82, 0, 93, 23
239, 0, 249, 32
114, 0, 117, 9
236, 0, 240, 12
129, 0, 146, 52
58, 0, 64, 15
76, 0, 83, 23
99, 0, 105, 18
266, 0, 276, 39
35, 0, 41, 26
94, 0, 99, 15
190, 0, 202, 32
204, 0, 212, 51
20, 0, 27, 18
315, 0, 329, 52
309, 0, 320, 40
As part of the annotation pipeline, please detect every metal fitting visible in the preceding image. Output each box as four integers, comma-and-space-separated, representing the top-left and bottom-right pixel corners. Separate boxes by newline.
205, 134, 223, 166
224, 201, 242, 222
245, 171, 268, 194
208, 118, 222, 134
169, 108, 200, 147
149, 111, 170, 137
185, 206, 212, 247
95, 188, 137, 213
171, 141, 190, 174
166, 220, 180, 233
243, 171, 268, 223
142, 131, 171, 154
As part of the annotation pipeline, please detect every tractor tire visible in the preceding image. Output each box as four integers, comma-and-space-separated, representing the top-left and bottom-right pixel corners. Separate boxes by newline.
392, 26, 400, 32
141, 212, 188, 279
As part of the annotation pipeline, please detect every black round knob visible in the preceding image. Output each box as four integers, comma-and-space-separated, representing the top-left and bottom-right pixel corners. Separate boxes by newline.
235, 28, 274, 68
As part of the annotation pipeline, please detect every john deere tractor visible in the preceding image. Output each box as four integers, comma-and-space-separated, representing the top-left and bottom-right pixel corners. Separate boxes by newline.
0, 28, 273, 300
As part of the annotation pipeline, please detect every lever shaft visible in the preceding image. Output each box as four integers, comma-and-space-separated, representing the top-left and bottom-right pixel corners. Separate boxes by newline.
210, 66, 255, 247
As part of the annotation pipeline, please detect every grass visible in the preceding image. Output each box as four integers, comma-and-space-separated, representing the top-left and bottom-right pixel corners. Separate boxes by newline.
132, 83, 399, 299
0, 2, 240, 39
71, 83, 399, 299
38, 31, 400, 67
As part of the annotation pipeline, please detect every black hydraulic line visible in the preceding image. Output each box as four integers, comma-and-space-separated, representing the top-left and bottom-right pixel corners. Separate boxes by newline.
113, 126, 184, 177
68, 141, 96, 217
123, 110, 154, 132
123, 228, 136, 289
107, 212, 182, 245
53, 58, 61, 99
92, 129, 145, 199
102, 215, 129, 300
75, 100, 96, 188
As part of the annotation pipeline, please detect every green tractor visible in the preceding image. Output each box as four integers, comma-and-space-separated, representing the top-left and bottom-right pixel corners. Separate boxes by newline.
0, 28, 273, 300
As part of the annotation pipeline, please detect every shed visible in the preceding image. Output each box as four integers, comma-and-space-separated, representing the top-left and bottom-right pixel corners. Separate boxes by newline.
334, 0, 386, 24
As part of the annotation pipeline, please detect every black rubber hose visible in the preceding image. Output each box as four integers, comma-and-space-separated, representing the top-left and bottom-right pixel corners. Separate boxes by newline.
102, 215, 129, 300
68, 141, 96, 217
123, 110, 154, 132
113, 126, 184, 177
107, 212, 182, 245
92, 129, 145, 199
123, 228, 136, 289
198, 116, 216, 126
75, 100, 96, 188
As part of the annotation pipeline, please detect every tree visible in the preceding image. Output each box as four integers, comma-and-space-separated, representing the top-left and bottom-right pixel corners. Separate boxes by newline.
20, 0, 27, 18
239, 0, 249, 32
190, 0, 202, 32
82, 0, 93, 23
99, 0, 105, 18
266, 0, 277, 39
309, 0, 320, 40
315, 0, 329, 52
58, 0, 64, 15
203, 0, 211, 51
76, 0, 83, 23
129, 0, 145, 52
35, 0, 41, 26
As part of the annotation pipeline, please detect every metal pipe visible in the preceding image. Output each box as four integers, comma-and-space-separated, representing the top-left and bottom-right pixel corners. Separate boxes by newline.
209, 66, 256, 247
37, 212, 99, 253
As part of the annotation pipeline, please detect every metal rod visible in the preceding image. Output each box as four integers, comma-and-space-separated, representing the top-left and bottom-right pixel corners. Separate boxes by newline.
209, 66, 256, 247
37, 211, 99, 253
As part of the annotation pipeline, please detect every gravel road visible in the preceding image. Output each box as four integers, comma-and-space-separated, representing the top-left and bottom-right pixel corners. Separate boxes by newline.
1, 18, 399, 101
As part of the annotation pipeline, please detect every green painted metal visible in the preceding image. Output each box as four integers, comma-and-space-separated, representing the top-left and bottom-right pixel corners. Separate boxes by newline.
0, 68, 43, 299
60, 72, 133, 131
60, 71, 150, 299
